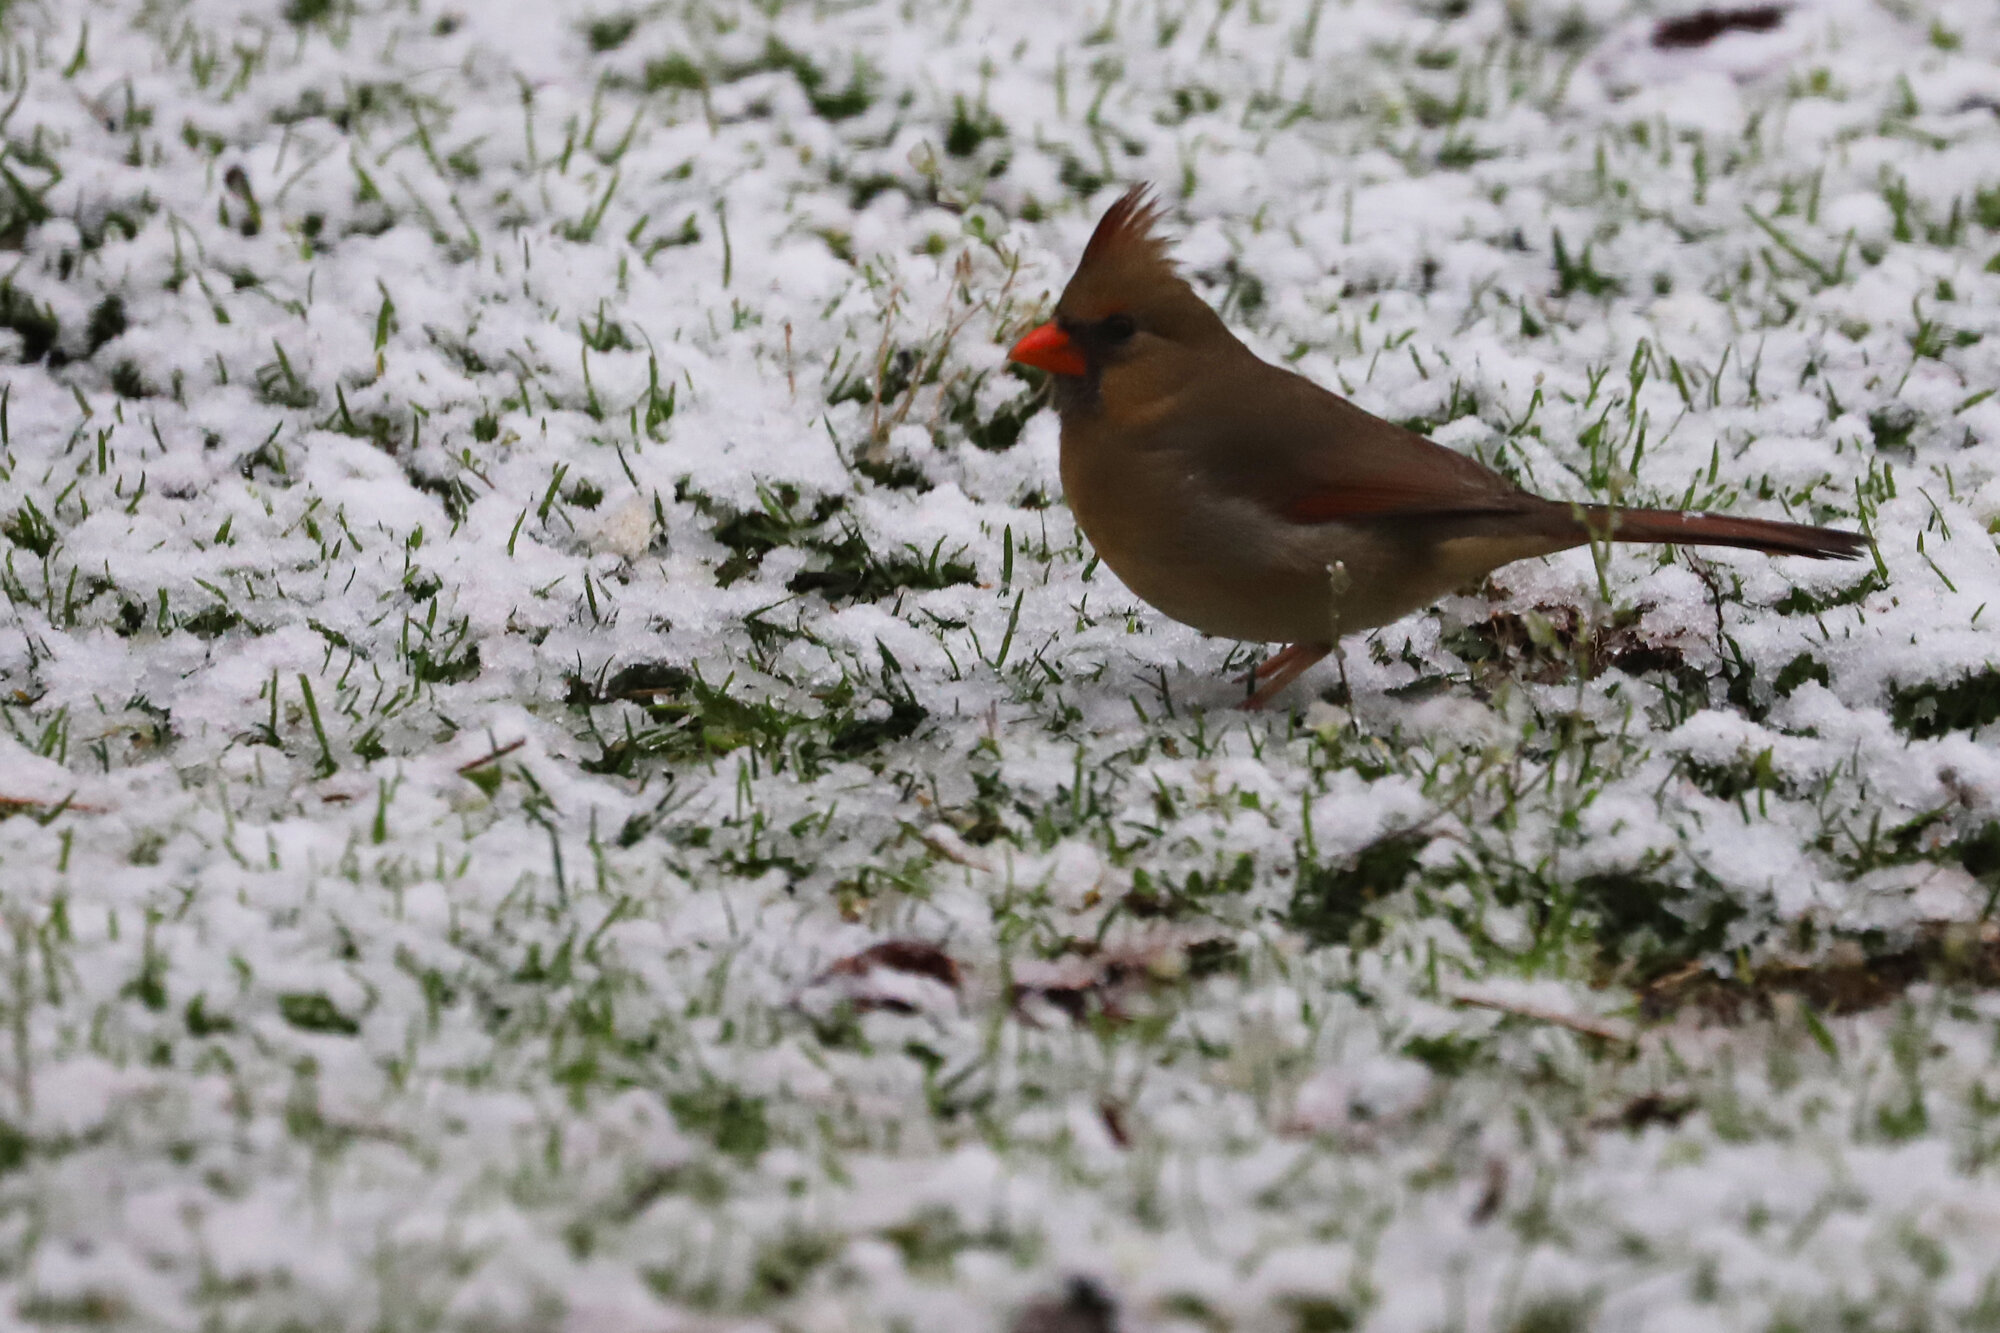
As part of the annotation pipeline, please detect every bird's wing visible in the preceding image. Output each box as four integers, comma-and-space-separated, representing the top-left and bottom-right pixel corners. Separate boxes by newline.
1202, 362, 1540, 524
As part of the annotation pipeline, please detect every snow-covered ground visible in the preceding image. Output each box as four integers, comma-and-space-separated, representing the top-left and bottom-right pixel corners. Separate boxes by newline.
4, 0, 2000, 1327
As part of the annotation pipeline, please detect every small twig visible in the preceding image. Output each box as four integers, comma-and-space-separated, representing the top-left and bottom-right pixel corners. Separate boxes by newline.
918, 824, 991, 872
887, 252, 984, 437
0, 793, 105, 817
866, 285, 904, 443
1328, 561, 1354, 714
1688, 554, 1729, 661
1447, 988, 1635, 1046
456, 738, 526, 774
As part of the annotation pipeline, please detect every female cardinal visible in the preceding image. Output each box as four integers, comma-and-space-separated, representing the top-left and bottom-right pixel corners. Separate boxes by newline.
1007, 186, 1867, 709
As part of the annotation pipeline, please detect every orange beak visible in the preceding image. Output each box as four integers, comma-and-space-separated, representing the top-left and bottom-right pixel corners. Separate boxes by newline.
1007, 321, 1088, 377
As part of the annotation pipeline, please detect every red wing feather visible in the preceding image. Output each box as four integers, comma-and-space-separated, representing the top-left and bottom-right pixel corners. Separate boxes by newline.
1281, 481, 1484, 523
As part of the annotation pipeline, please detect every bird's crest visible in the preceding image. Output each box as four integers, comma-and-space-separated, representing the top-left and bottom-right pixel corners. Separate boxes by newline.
1078, 184, 1173, 277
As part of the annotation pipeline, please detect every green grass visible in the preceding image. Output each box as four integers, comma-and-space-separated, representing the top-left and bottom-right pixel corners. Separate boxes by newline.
0, 1, 1998, 1329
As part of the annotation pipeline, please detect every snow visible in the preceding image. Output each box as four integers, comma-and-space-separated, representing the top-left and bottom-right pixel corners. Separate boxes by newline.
2, 0, 2000, 1327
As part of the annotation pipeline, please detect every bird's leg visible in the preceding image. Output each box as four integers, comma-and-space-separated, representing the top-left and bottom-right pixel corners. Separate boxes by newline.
1239, 641, 1317, 689
1240, 642, 1332, 710
1240, 557, 1351, 709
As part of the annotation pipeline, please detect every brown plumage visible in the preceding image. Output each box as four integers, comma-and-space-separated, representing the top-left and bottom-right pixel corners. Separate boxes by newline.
1008, 185, 1868, 708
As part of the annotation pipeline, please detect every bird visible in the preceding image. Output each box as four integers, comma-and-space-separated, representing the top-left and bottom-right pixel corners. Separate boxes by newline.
1006, 185, 1868, 709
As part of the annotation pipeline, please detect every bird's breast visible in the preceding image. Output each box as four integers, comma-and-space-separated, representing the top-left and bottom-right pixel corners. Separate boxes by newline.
1059, 424, 1323, 641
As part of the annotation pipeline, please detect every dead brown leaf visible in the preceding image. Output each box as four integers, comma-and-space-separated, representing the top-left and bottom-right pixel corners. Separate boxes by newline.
1653, 6, 1788, 51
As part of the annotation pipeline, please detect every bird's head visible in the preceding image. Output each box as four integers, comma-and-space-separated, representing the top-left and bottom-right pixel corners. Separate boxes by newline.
1007, 185, 1235, 415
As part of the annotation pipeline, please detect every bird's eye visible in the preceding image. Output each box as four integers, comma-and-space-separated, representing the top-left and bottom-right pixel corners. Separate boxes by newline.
1102, 313, 1136, 342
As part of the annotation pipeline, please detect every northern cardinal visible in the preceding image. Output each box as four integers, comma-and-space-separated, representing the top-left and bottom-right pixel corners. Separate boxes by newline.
1007, 186, 1867, 709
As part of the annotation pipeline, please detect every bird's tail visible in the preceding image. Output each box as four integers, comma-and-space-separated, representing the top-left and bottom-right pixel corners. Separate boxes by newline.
1574, 504, 1868, 561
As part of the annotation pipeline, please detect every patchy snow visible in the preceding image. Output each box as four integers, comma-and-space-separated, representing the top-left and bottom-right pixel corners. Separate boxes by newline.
2, 0, 2000, 1328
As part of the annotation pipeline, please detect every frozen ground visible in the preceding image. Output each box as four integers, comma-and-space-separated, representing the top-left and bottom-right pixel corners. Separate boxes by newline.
3, 0, 2000, 1328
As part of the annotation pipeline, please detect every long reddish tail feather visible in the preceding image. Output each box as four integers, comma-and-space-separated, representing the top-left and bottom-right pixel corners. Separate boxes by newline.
1579, 505, 1868, 560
